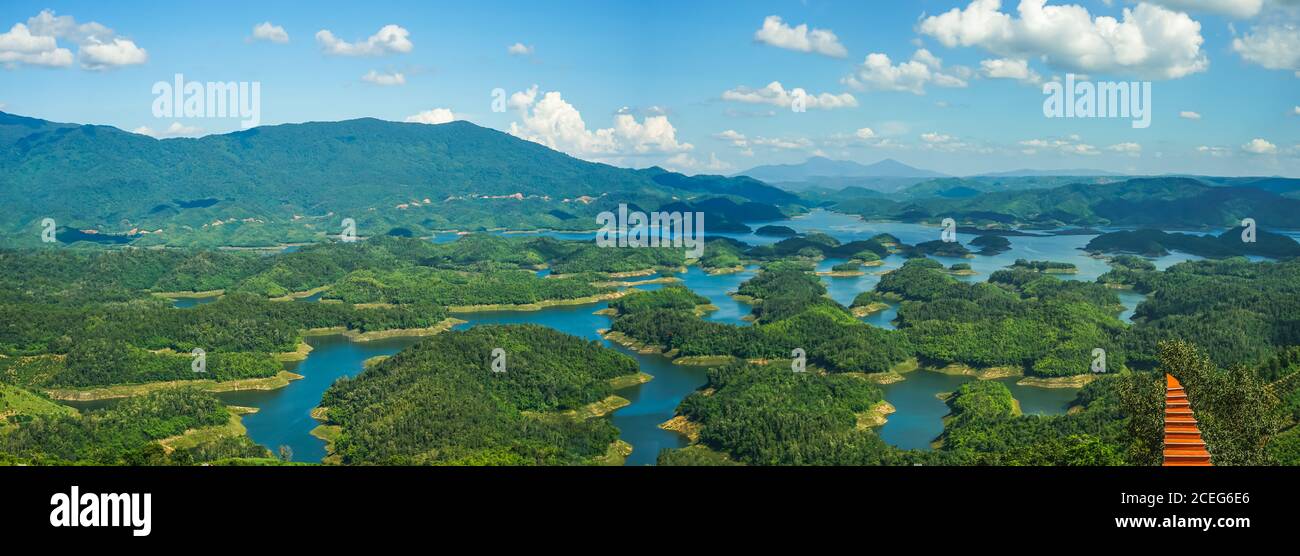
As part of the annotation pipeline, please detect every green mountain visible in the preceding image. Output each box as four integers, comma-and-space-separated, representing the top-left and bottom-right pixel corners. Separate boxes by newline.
0, 112, 798, 247
838, 177, 1300, 229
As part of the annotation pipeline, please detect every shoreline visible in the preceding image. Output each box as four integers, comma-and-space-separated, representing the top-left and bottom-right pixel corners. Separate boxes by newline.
302, 317, 466, 343
447, 290, 632, 313
45, 370, 304, 401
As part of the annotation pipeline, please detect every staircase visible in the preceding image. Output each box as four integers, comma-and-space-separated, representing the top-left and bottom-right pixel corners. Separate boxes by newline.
1163, 374, 1212, 466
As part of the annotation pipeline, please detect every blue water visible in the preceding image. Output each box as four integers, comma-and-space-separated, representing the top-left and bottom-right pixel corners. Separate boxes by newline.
218, 334, 420, 462
205, 208, 1252, 463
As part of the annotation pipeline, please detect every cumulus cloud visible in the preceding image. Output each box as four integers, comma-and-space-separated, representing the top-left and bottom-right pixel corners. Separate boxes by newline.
316, 24, 412, 56
1243, 137, 1278, 154
251, 22, 289, 43
507, 42, 533, 56
841, 49, 970, 94
753, 15, 847, 57
0, 23, 72, 67
362, 70, 406, 86
1232, 23, 1300, 70
506, 86, 693, 161
133, 122, 204, 138
79, 38, 147, 70
1, 10, 146, 70
404, 108, 455, 125
1197, 145, 1231, 156
1294, 105, 1300, 115
1180, 110, 1203, 119
979, 57, 1043, 84
918, 0, 1209, 79
721, 81, 858, 110
855, 127, 876, 140
1019, 137, 1100, 155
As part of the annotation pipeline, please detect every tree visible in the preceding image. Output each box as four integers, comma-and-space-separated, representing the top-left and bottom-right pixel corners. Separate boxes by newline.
1158, 340, 1282, 466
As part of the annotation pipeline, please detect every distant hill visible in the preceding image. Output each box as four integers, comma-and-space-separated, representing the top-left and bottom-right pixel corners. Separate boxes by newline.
897, 175, 1122, 199
0, 112, 801, 247
735, 156, 946, 184
976, 168, 1122, 177
836, 177, 1300, 229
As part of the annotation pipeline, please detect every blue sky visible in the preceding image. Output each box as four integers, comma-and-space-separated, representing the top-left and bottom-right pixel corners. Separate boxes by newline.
1, 0, 1296, 176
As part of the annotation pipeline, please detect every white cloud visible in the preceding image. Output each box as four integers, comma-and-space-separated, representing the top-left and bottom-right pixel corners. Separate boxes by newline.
714, 130, 754, 156
1197, 145, 1231, 156
362, 70, 406, 86
1142, 0, 1263, 19
404, 108, 455, 125
251, 22, 289, 44
855, 127, 876, 140
753, 15, 847, 58
665, 152, 733, 174
1243, 137, 1278, 154
721, 81, 858, 110
507, 42, 533, 56
979, 57, 1042, 84
1232, 23, 1300, 70
133, 122, 204, 138
1, 10, 145, 70
316, 24, 412, 56
1180, 110, 1203, 119
919, 0, 1209, 79
841, 49, 969, 94
1294, 105, 1300, 115
506, 86, 693, 161
1108, 142, 1143, 155
751, 136, 815, 150
79, 38, 147, 70
918, 132, 991, 153
0, 23, 73, 67
1019, 137, 1100, 155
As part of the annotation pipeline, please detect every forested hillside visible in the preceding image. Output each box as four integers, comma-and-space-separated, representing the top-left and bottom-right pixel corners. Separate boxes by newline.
0, 112, 800, 247
318, 324, 640, 465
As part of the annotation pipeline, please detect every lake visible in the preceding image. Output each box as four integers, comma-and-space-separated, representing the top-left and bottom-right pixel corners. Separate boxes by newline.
200, 208, 1221, 464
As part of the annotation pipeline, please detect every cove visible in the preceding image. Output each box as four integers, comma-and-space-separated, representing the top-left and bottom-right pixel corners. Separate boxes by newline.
201, 208, 1194, 464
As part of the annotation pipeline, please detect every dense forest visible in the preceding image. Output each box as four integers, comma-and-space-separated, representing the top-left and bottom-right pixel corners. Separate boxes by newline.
0, 113, 803, 248
1, 388, 271, 465
318, 325, 640, 465
610, 272, 914, 374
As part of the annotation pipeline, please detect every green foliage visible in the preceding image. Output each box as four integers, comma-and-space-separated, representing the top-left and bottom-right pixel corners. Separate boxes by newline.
319, 325, 639, 465
887, 261, 1126, 376
1, 388, 244, 464
678, 362, 892, 465
1158, 341, 1282, 466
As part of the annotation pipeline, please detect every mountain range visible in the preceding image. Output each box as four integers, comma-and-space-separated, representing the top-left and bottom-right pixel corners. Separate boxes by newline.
0, 112, 797, 247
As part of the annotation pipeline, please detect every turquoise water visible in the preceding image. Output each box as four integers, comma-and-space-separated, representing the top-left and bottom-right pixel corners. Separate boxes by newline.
876, 371, 1081, 450
217, 334, 420, 462
192, 209, 1228, 463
